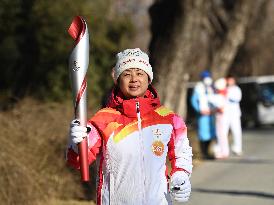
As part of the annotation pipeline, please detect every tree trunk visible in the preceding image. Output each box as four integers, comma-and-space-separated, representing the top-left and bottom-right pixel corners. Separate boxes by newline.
150, 0, 209, 118
210, 0, 257, 79
149, 0, 268, 118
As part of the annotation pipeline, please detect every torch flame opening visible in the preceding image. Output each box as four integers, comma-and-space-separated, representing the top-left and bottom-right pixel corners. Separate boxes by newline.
68, 16, 86, 44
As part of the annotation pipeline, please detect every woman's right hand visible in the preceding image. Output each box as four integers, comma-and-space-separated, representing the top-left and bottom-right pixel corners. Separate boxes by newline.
69, 119, 90, 144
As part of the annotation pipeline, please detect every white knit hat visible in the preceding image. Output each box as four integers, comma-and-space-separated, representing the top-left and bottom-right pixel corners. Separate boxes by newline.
214, 78, 227, 90
113, 48, 153, 83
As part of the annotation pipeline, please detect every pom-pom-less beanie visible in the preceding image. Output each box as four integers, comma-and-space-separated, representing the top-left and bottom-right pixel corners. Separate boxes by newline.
114, 48, 153, 83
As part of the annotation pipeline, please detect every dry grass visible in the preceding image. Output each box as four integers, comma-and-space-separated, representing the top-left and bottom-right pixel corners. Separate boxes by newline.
38, 199, 95, 205
0, 98, 201, 205
0, 98, 96, 205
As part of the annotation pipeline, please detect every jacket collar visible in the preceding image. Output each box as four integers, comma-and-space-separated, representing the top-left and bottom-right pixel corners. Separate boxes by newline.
106, 85, 161, 118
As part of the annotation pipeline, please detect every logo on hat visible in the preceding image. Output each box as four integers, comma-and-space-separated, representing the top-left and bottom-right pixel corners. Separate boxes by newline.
114, 48, 153, 83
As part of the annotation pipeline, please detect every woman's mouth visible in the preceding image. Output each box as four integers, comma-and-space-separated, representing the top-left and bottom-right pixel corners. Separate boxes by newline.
129, 85, 139, 91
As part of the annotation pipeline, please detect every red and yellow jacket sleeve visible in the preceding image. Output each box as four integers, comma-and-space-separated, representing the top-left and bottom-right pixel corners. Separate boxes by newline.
66, 122, 102, 169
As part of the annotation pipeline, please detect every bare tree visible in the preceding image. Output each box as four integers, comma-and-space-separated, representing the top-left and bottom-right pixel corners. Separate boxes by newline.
149, 0, 268, 117
231, 0, 274, 77
150, 0, 210, 117
208, 0, 268, 79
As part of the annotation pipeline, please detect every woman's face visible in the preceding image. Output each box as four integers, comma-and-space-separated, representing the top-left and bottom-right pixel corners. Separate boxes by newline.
118, 68, 149, 99
227, 77, 235, 86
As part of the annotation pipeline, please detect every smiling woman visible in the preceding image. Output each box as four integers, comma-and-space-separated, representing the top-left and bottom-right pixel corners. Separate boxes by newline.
66, 48, 193, 205
118, 68, 149, 98
111, 49, 152, 98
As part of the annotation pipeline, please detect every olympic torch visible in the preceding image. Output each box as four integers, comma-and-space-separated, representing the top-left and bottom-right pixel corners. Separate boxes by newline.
68, 16, 90, 181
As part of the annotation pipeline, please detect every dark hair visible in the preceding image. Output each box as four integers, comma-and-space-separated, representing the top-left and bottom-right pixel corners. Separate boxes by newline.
226, 73, 236, 79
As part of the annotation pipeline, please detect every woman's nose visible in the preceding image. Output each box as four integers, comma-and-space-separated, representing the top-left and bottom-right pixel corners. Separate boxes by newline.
130, 73, 137, 82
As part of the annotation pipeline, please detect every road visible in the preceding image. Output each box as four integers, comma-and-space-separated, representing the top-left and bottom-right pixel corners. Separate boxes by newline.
176, 127, 274, 205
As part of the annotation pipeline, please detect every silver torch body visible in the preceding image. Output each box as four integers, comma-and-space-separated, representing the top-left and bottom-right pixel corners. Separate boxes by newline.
68, 16, 90, 181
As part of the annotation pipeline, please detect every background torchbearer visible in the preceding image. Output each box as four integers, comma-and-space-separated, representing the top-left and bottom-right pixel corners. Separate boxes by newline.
68, 16, 90, 181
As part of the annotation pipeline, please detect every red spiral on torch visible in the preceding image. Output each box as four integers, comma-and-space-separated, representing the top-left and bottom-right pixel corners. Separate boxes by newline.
68, 16, 89, 181
74, 76, 87, 115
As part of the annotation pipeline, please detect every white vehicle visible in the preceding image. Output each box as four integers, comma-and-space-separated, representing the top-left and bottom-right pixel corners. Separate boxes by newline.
238, 75, 274, 127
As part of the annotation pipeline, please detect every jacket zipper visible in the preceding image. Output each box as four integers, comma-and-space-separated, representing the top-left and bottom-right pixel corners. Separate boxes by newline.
136, 101, 146, 204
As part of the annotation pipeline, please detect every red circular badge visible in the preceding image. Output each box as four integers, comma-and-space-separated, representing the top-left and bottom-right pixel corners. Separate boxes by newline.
152, 140, 164, 156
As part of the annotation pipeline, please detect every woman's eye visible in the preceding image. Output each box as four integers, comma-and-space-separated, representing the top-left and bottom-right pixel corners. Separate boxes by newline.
137, 72, 143, 76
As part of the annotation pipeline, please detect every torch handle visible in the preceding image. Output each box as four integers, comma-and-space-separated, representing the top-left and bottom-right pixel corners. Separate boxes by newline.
74, 80, 89, 181
78, 138, 89, 181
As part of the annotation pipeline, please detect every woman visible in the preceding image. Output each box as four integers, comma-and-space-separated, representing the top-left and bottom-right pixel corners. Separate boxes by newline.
66, 48, 193, 205
211, 78, 230, 159
190, 70, 216, 159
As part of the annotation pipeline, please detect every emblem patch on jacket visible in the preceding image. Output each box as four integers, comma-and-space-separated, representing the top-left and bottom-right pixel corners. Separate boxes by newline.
151, 129, 164, 156
152, 140, 164, 156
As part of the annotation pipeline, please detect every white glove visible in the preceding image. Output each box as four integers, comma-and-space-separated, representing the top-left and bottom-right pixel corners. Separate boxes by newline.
170, 171, 191, 203
69, 119, 90, 144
